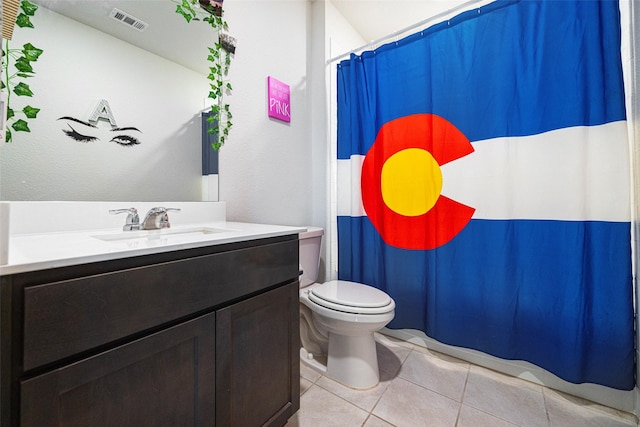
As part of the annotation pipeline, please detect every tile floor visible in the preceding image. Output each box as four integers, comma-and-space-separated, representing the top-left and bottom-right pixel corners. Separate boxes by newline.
285, 333, 638, 427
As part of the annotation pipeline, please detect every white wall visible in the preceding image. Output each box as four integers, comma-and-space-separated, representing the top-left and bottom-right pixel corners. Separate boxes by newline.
0, 6, 209, 201
623, 0, 640, 416
323, 0, 366, 281
219, 0, 313, 227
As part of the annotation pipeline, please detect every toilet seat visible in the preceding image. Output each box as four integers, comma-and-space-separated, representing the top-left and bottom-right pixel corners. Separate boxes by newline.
308, 280, 395, 315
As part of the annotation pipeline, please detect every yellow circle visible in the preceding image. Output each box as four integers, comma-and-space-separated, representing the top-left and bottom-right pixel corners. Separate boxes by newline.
381, 148, 443, 217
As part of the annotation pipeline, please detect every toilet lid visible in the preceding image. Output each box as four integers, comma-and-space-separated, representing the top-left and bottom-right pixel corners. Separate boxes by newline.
308, 280, 393, 313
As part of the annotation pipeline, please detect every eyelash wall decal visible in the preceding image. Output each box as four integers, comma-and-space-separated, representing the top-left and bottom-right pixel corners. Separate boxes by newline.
110, 135, 141, 146
62, 124, 98, 143
57, 115, 143, 146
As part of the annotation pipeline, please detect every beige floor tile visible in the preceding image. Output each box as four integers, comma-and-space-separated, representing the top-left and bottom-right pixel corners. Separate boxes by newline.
300, 361, 322, 383
544, 389, 637, 427
292, 339, 636, 427
376, 334, 412, 376
457, 404, 519, 427
316, 373, 391, 412
544, 388, 637, 425
285, 384, 369, 427
300, 377, 313, 396
463, 365, 548, 427
398, 348, 469, 401
373, 377, 460, 427
363, 414, 395, 427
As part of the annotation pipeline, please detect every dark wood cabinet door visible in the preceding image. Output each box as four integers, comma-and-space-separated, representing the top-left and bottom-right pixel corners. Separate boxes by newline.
216, 281, 300, 427
20, 313, 216, 427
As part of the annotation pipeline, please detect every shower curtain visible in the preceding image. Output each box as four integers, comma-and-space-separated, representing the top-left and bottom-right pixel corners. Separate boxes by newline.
336, 0, 634, 390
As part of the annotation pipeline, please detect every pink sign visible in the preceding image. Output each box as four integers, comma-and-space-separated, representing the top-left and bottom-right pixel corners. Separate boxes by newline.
267, 76, 291, 123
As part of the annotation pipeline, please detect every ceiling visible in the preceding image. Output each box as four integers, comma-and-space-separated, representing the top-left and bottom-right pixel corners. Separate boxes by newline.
330, 0, 475, 44
33, 0, 215, 75
30, 0, 478, 75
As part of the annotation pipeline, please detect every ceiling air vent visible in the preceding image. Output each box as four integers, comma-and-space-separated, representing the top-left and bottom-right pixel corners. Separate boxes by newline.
109, 8, 148, 32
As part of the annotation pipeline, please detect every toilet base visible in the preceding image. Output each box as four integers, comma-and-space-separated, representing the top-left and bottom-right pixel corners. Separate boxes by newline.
300, 331, 380, 390
327, 332, 379, 389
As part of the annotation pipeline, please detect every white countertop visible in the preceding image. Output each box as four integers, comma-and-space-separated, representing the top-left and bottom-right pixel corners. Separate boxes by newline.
0, 201, 306, 276
1, 221, 305, 276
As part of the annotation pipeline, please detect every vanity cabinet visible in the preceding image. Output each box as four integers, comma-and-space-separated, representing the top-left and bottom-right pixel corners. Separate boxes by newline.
0, 234, 300, 427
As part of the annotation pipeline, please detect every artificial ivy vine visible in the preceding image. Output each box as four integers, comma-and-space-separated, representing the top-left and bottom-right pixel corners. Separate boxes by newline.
174, 0, 234, 150
1, 0, 43, 143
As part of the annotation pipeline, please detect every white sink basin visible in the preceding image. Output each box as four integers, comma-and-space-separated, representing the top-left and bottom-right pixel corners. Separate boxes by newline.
92, 226, 234, 243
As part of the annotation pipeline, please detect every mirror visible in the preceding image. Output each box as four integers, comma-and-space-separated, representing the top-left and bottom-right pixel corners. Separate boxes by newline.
0, 0, 219, 201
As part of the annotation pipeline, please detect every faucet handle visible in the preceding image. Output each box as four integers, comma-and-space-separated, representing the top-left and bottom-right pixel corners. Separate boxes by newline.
141, 207, 181, 230
160, 207, 181, 228
109, 208, 140, 231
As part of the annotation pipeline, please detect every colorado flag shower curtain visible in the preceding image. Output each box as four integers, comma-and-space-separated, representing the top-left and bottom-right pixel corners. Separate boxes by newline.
336, 0, 634, 390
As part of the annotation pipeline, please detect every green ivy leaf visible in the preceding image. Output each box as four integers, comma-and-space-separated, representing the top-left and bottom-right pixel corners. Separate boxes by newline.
175, 5, 193, 23
6, 108, 15, 120
5, 129, 12, 143
20, 0, 38, 16
16, 72, 34, 78
14, 57, 34, 73
15, 13, 34, 29
11, 119, 30, 132
1, 80, 5, 90
182, 0, 196, 12
13, 82, 34, 97
174, 0, 231, 150
22, 43, 43, 61
22, 105, 40, 118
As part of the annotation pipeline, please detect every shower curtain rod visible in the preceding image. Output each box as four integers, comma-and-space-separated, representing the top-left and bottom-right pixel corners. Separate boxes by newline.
327, 0, 488, 64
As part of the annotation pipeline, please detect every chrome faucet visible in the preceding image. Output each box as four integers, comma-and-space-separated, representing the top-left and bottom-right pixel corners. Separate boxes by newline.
109, 208, 141, 231
141, 207, 181, 230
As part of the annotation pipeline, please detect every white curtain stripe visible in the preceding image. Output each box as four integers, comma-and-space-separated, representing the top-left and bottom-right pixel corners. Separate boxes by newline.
337, 121, 630, 222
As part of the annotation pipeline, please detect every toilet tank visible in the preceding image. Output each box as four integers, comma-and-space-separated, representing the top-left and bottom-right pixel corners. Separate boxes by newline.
299, 227, 324, 288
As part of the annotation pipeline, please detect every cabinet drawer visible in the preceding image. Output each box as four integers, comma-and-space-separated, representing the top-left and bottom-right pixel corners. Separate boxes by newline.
23, 238, 298, 371
21, 313, 216, 427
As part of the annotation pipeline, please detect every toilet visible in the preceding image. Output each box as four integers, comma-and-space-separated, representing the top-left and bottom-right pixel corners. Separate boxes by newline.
298, 227, 395, 389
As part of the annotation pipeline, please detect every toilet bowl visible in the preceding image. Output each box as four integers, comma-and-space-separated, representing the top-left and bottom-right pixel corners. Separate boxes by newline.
298, 227, 395, 389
